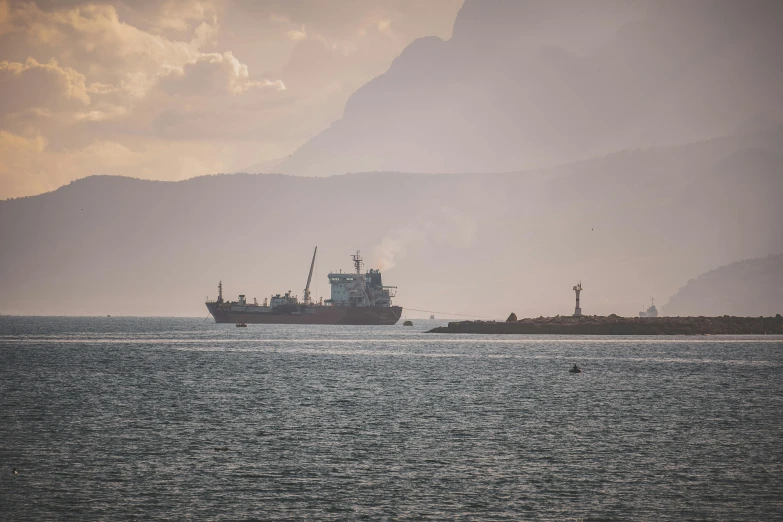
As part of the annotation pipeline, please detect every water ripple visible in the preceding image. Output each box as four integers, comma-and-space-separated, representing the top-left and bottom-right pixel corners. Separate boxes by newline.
1, 317, 782, 520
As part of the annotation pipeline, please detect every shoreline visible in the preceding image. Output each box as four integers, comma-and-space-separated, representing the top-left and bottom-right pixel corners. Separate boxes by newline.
427, 315, 783, 335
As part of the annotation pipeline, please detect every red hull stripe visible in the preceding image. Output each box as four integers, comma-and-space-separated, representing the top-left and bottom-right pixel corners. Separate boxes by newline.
206, 303, 402, 325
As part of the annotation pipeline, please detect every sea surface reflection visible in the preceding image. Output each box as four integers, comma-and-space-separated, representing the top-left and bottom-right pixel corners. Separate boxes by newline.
1, 317, 782, 519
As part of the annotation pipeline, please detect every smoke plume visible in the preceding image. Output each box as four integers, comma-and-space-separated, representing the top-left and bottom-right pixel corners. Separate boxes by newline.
373, 206, 477, 271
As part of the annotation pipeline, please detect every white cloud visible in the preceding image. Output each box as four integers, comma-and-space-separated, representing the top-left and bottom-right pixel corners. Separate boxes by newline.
0, 57, 90, 116
73, 105, 128, 121
86, 81, 117, 95
286, 29, 307, 41
159, 51, 285, 96
154, 0, 219, 33
0, 1, 217, 97
0, 0, 464, 198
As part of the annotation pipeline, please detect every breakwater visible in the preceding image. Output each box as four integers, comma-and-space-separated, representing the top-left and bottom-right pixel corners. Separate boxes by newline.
428, 314, 783, 335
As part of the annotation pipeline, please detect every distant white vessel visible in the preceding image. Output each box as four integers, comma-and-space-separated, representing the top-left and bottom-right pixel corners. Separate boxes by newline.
639, 298, 658, 318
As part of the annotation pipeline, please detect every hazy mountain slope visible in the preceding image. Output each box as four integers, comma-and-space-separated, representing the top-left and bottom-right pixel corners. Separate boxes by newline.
278, 0, 783, 176
0, 128, 781, 317
662, 255, 783, 317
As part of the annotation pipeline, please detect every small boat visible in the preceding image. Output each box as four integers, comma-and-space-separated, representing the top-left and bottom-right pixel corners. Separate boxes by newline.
430, 315, 435, 320
236, 322, 247, 327
403, 320, 413, 326
569, 365, 582, 374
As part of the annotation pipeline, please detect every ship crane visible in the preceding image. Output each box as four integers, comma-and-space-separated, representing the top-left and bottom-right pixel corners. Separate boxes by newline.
303, 246, 317, 305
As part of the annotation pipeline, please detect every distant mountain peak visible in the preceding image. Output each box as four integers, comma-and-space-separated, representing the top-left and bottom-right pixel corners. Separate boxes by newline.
277, 0, 783, 177
663, 255, 783, 317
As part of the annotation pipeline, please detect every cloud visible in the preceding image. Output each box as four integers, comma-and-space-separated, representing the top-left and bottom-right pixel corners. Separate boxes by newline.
86, 81, 117, 95
73, 105, 127, 121
153, 0, 219, 33
0, 0, 464, 198
286, 29, 307, 41
0, 130, 138, 198
0, 130, 52, 197
0, 129, 240, 199
0, 1, 285, 144
0, 57, 90, 116
0, 1, 215, 97
159, 51, 286, 96
0, 2, 284, 102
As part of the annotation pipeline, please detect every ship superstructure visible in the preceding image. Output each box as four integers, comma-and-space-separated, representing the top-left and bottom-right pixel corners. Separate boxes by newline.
205, 248, 402, 325
639, 298, 659, 318
325, 251, 396, 308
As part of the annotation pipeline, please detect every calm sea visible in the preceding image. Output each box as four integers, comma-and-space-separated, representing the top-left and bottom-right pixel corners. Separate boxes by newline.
1, 317, 782, 520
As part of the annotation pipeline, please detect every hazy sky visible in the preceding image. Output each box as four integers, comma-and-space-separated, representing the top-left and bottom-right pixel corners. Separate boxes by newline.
0, 0, 463, 199
0, 0, 780, 318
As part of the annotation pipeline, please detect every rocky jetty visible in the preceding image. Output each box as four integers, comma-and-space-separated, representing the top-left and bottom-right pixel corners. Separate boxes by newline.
428, 314, 783, 335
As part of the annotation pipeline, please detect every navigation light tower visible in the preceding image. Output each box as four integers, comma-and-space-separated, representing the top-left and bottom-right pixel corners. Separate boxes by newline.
573, 282, 583, 317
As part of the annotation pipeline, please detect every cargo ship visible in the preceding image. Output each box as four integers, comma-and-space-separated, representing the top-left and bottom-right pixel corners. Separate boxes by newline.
205, 248, 402, 325
639, 298, 659, 318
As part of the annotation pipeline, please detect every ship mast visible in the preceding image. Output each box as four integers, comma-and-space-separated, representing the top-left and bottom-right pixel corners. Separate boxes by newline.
218, 280, 223, 304
352, 250, 364, 275
303, 246, 317, 305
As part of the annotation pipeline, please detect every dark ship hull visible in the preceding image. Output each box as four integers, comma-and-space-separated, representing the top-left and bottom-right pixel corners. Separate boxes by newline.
206, 302, 403, 325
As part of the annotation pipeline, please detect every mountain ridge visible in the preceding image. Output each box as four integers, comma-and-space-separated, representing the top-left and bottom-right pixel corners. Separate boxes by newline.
663, 255, 783, 317
276, 0, 783, 177
1, 127, 780, 317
